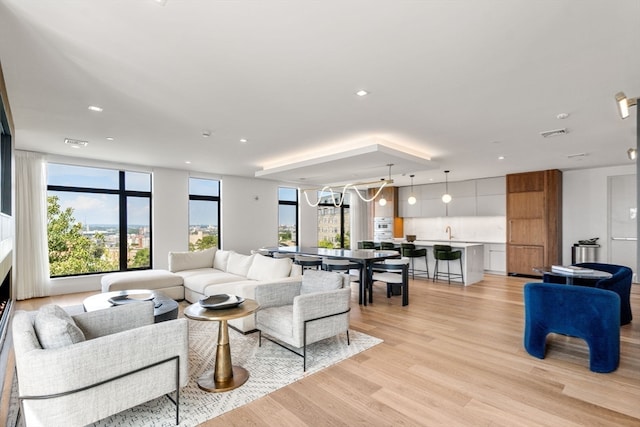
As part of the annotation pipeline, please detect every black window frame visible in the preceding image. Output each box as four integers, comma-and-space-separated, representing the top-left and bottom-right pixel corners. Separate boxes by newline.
188, 178, 221, 251
47, 166, 152, 277
278, 186, 299, 247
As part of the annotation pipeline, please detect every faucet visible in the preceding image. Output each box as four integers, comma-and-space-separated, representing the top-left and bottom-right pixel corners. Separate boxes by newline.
445, 226, 453, 241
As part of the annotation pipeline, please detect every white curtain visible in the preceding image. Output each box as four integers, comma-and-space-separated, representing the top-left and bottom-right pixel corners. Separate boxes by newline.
349, 190, 370, 249
15, 150, 50, 299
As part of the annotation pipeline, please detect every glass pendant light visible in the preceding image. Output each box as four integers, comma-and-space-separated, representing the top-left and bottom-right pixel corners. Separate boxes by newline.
378, 163, 393, 206
441, 170, 452, 204
408, 174, 417, 205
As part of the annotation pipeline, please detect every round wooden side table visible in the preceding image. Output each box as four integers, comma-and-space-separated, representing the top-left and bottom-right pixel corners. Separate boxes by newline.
184, 299, 259, 392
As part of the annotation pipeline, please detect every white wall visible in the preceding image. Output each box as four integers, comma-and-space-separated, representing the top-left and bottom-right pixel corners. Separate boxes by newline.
221, 176, 280, 254
299, 193, 318, 247
153, 168, 189, 269
562, 164, 636, 265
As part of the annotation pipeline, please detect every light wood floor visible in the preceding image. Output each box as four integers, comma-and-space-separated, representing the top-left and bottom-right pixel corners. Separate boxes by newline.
11, 274, 640, 426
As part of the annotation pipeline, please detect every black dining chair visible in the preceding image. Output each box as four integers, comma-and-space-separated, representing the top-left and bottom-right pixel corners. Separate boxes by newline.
358, 241, 376, 249
370, 259, 410, 306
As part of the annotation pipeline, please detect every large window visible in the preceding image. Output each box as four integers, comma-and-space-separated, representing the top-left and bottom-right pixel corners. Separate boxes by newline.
278, 187, 298, 247
317, 192, 350, 249
189, 178, 220, 251
47, 164, 152, 277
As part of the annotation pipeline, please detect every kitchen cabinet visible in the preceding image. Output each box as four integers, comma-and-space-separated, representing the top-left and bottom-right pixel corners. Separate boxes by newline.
476, 176, 506, 216
506, 170, 561, 276
484, 243, 506, 273
398, 177, 506, 218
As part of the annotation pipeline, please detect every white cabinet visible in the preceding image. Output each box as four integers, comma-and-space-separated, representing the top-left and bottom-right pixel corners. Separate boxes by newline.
484, 243, 506, 273
476, 177, 506, 216
399, 176, 505, 218
398, 186, 421, 217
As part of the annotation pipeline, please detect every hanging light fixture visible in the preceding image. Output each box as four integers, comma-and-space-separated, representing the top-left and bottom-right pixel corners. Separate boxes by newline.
441, 170, 452, 204
378, 163, 394, 206
298, 164, 394, 207
408, 174, 417, 205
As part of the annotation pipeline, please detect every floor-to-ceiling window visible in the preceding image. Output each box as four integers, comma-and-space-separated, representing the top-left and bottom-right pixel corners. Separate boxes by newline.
317, 192, 350, 249
278, 187, 298, 247
47, 164, 152, 277
189, 177, 220, 251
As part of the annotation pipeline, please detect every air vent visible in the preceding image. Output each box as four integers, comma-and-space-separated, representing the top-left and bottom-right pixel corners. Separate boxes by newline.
540, 128, 568, 138
64, 138, 88, 148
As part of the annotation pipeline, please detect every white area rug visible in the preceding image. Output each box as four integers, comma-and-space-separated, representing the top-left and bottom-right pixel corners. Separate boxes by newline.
10, 318, 382, 427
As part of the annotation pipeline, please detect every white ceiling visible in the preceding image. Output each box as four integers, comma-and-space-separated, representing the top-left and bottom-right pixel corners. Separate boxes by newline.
0, 0, 638, 187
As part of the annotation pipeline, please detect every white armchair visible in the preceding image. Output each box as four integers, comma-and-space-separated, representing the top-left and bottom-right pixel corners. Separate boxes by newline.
255, 270, 351, 371
12, 301, 189, 427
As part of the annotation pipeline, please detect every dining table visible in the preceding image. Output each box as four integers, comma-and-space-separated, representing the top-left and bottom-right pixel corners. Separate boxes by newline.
265, 246, 401, 305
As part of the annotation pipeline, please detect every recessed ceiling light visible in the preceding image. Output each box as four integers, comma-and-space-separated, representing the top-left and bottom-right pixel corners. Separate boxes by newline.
87, 105, 103, 112
106, 137, 114, 141
556, 112, 569, 120
240, 138, 248, 143
356, 90, 369, 97
185, 160, 191, 164
64, 138, 88, 148
202, 130, 212, 137
498, 156, 505, 160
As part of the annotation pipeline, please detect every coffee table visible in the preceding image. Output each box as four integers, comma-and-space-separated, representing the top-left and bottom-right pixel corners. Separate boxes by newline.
83, 289, 179, 323
184, 299, 259, 392
533, 266, 612, 285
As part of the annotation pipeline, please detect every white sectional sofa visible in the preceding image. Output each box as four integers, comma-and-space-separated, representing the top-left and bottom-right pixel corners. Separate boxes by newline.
101, 247, 302, 332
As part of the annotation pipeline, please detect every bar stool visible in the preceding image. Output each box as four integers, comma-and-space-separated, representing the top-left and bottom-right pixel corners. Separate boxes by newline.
370, 258, 409, 306
400, 243, 429, 279
432, 244, 464, 284
380, 241, 397, 250
294, 255, 323, 274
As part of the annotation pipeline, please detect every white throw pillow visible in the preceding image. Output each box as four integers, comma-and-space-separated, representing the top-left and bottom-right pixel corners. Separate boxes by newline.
246, 254, 293, 281
34, 304, 86, 349
300, 270, 344, 294
168, 247, 216, 272
227, 252, 255, 276
213, 249, 233, 272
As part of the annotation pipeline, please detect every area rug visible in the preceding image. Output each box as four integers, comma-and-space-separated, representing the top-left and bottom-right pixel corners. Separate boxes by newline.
9, 318, 382, 427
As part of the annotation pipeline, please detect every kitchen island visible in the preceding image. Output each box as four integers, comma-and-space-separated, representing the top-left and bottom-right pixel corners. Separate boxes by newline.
381, 240, 485, 286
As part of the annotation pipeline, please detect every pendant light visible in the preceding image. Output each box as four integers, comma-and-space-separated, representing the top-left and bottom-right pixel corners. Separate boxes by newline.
408, 174, 417, 205
441, 170, 452, 204
378, 163, 393, 206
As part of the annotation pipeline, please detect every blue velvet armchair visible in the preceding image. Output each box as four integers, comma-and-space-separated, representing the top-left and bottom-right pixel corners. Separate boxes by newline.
524, 282, 620, 373
542, 262, 632, 325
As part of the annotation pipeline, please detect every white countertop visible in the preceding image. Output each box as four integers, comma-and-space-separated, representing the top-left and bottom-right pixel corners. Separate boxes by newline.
412, 240, 484, 248
379, 239, 485, 248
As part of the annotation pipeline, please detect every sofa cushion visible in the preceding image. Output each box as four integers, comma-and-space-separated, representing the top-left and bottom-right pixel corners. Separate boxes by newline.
178, 269, 248, 295
101, 269, 183, 292
227, 252, 255, 277
34, 304, 86, 349
247, 254, 293, 281
213, 249, 233, 272
300, 270, 344, 294
168, 248, 216, 272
